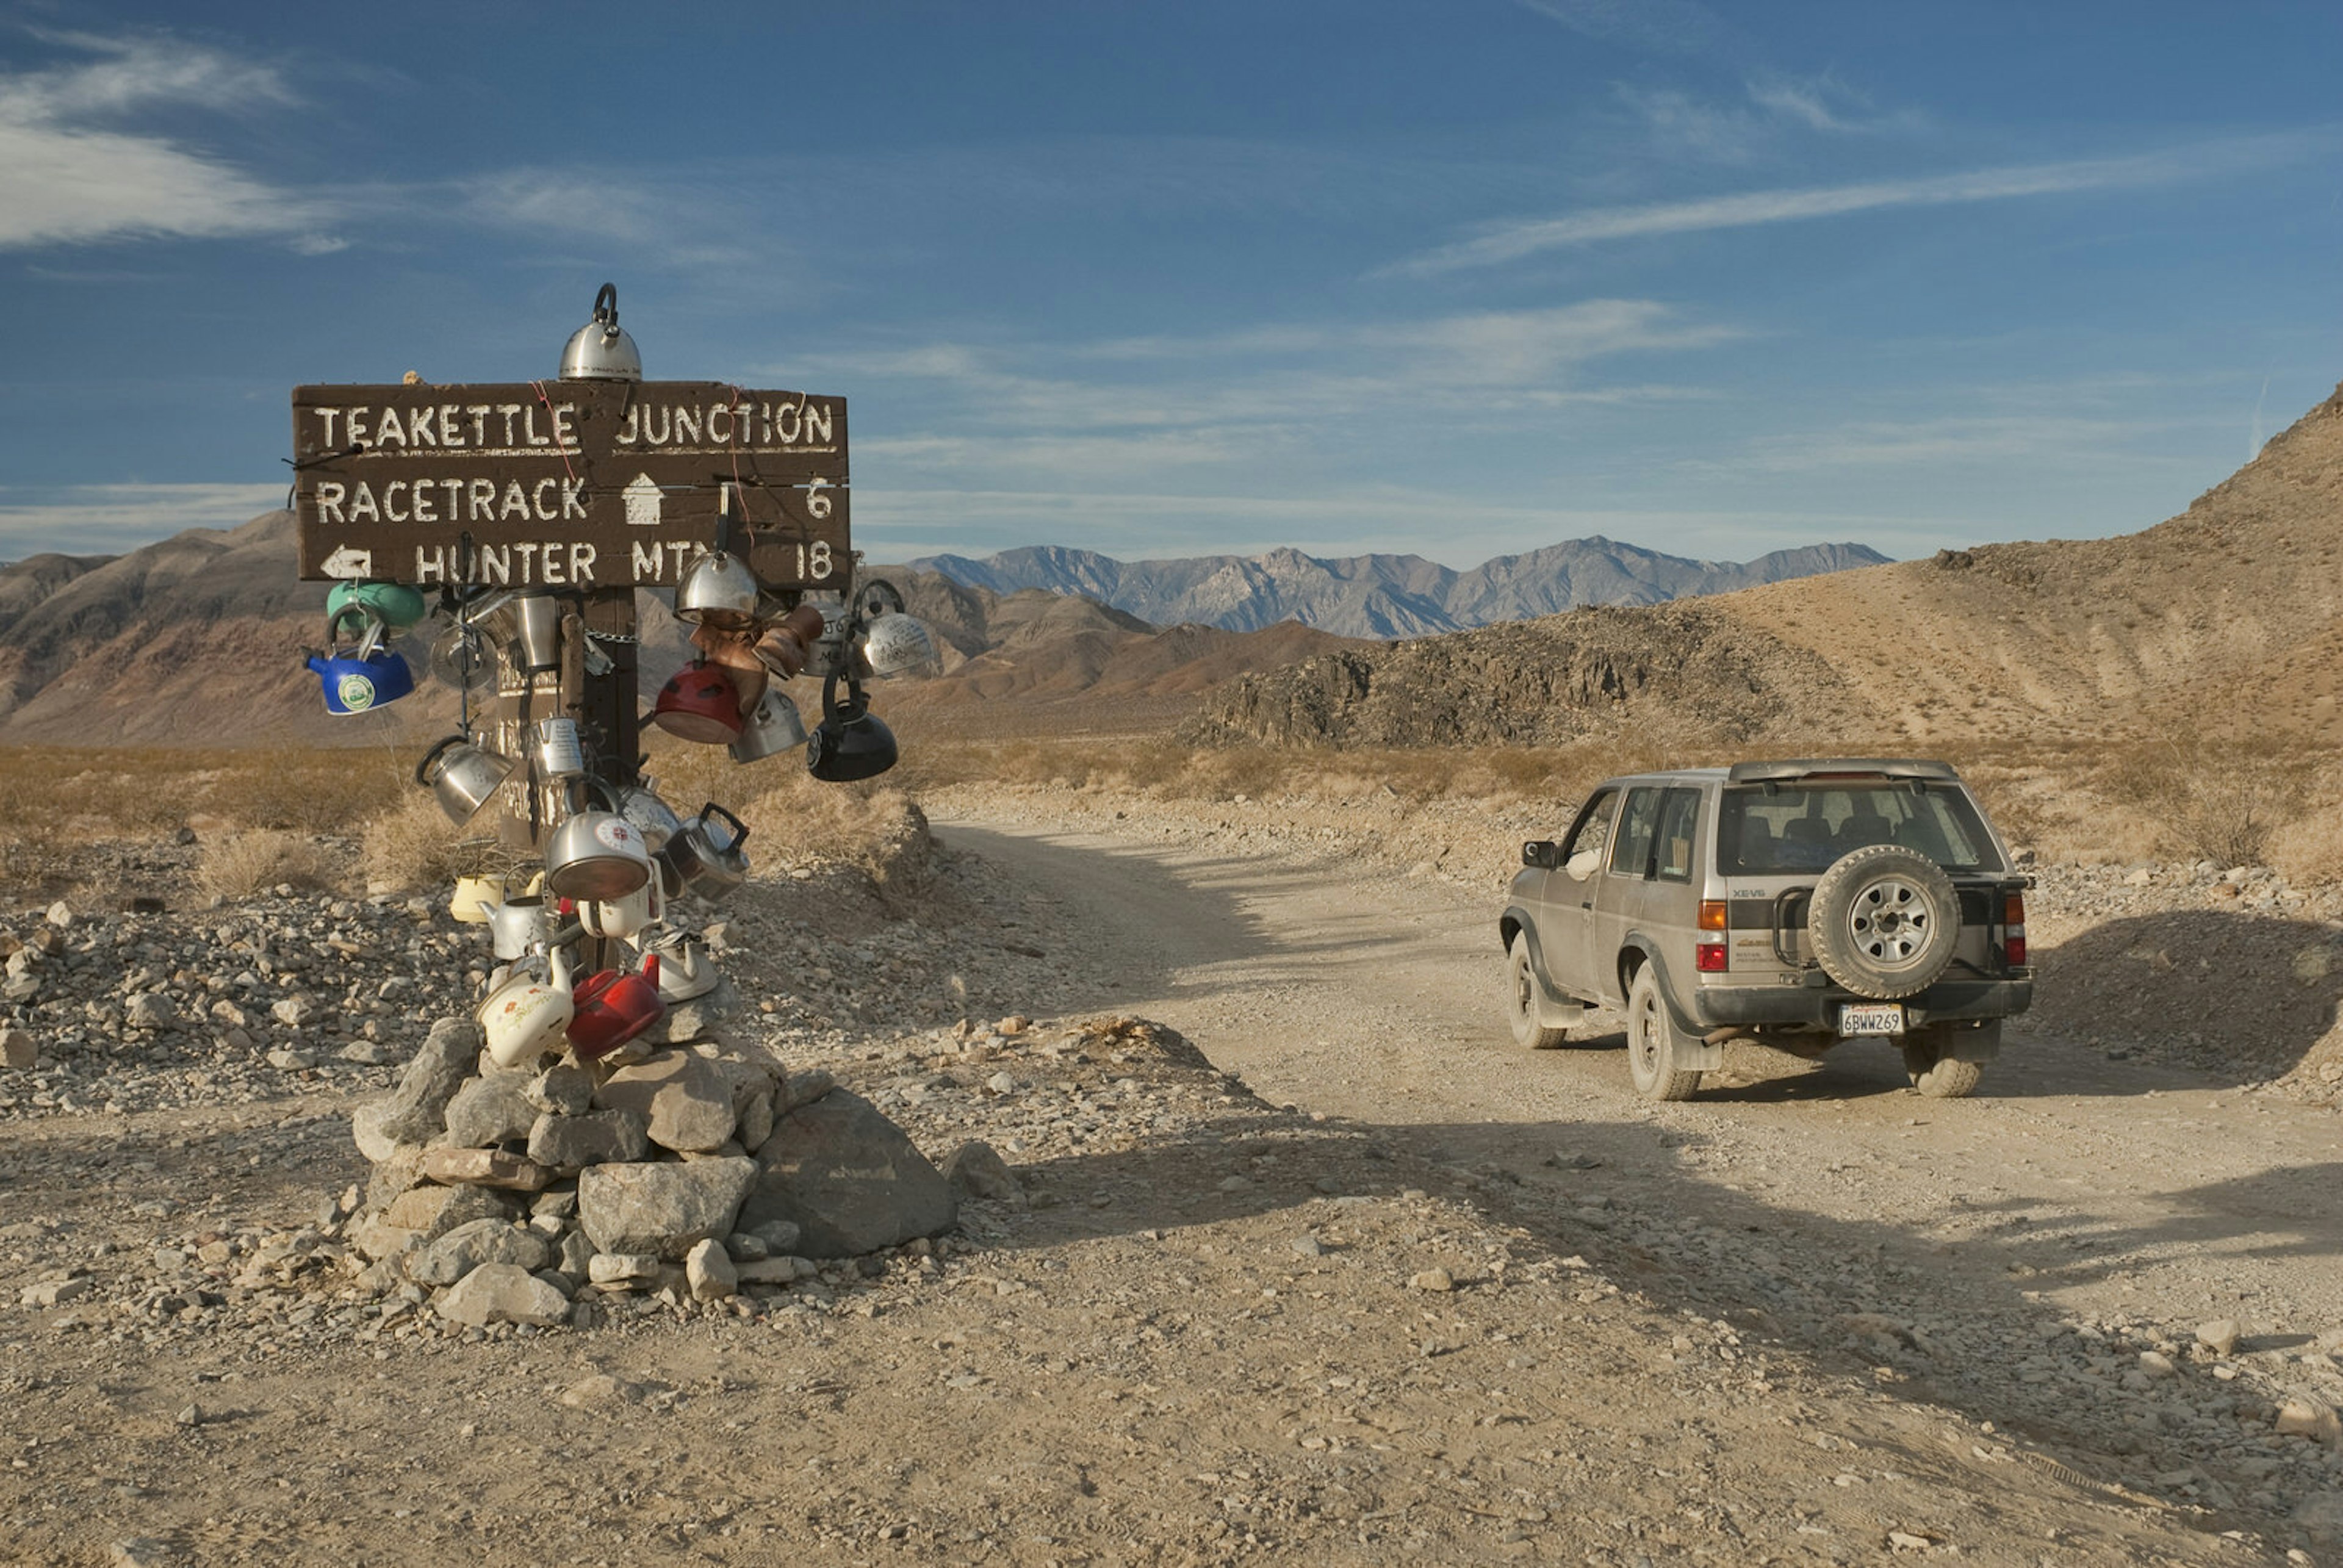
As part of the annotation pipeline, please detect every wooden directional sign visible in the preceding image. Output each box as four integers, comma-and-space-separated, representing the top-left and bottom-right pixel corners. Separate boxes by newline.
290, 381, 849, 589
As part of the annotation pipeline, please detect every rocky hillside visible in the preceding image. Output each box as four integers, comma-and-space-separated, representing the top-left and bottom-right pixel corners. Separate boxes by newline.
1187, 380, 2343, 752
0, 512, 326, 745
906, 538, 1888, 639
0, 513, 1352, 745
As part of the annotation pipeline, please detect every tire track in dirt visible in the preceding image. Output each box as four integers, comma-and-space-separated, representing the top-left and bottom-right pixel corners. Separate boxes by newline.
938, 813, 2343, 1531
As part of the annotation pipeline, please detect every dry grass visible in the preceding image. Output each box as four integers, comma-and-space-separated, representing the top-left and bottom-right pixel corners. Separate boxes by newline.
893, 732, 2343, 877
359, 794, 519, 894
2077, 736, 2318, 868
885, 735, 1713, 812
194, 830, 332, 902
16, 725, 2343, 890
2270, 809, 2343, 887
644, 736, 927, 876
0, 744, 409, 840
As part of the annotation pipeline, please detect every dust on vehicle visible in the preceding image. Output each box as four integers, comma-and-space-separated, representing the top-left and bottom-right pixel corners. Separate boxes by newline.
1501, 759, 2033, 1099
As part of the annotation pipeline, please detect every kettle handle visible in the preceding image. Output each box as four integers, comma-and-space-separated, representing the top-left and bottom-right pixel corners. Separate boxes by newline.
820, 668, 869, 723
329, 603, 386, 661
415, 734, 462, 787
700, 800, 749, 849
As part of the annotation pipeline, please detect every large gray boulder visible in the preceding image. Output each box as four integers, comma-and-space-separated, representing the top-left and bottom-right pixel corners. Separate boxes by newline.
383, 1181, 523, 1242
743, 1090, 956, 1258
595, 1050, 736, 1154
577, 1157, 755, 1260
529, 1108, 649, 1169
441, 1071, 538, 1148
373, 1018, 483, 1146
409, 1218, 552, 1287
437, 1262, 571, 1328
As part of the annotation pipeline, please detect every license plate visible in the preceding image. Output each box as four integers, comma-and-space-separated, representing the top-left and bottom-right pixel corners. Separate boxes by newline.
1838, 1003, 1905, 1037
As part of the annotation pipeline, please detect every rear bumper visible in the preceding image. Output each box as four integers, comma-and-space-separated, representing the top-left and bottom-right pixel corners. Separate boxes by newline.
1687, 973, 2032, 1032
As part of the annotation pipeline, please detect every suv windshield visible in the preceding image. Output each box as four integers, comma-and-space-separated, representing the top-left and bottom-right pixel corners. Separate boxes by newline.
1717, 782, 2002, 875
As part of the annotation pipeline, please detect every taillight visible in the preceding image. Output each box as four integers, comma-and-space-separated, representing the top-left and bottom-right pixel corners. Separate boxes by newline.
1696, 901, 1729, 971
2004, 891, 2027, 966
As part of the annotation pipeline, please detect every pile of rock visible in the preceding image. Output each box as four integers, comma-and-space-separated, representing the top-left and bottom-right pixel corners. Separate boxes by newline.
345, 1007, 960, 1329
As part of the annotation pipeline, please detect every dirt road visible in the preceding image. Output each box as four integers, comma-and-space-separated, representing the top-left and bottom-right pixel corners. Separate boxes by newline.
7, 802, 2341, 1566
935, 810, 2343, 1531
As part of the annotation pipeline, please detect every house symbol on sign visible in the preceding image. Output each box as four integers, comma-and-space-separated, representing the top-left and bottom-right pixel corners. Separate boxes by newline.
622, 474, 662, 527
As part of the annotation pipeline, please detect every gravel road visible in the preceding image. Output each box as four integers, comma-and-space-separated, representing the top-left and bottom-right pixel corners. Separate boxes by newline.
933, 806, 2343, 1536
6, 793, 2342, 1565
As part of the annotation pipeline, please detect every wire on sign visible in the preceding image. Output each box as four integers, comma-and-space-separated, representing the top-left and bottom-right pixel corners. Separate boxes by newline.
528, 380, 581, 487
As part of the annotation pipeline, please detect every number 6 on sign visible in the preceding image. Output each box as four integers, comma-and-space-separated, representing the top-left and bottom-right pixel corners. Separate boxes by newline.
805, 478, 833, 519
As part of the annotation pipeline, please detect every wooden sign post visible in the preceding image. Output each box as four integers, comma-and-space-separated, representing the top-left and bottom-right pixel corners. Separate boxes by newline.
290, 378, 850, 827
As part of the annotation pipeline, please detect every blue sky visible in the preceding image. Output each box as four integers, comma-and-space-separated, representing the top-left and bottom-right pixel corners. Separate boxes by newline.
1, 1, 2338, 569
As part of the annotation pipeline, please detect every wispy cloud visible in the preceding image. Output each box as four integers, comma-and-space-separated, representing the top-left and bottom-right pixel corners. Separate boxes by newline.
1743, 73, 1917, 136
0, 31, 332, 251
1616, 74, 1921, 164
0, 483, 286, 560
805, 302, 1738, 444
788, 304, 1737, 536
1729, 413, 2207, 475
1392, 133, 2327, 276
1511, 0, 1733, 57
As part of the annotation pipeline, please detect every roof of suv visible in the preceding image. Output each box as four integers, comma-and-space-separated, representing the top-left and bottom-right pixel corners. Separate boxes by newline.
1599, 759, 1967, 789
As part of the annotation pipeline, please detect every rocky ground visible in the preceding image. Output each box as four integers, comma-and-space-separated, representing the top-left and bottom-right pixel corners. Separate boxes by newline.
1, 793, 2340, 1565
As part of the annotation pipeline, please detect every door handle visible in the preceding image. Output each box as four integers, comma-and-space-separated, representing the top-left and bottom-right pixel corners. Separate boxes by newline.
1580, 901, 1593, 910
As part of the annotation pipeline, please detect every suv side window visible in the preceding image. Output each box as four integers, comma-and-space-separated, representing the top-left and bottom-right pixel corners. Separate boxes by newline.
1563, 789, 1618, 864
1654, 788, 1701, 882
1608, 787, 1663, 878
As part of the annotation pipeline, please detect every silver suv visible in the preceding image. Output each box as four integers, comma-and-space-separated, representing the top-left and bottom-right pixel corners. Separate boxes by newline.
1501, 760, 2033, 1099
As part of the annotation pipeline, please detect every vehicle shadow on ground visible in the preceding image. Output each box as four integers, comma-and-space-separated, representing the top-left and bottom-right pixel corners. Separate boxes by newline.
2028, 910, 2343, 1090
980, 1103, 2342, 1512
1549, 1021, 2186, 1104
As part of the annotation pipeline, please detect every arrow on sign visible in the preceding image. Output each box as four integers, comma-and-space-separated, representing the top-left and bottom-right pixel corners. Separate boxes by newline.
322, 545, 374, 579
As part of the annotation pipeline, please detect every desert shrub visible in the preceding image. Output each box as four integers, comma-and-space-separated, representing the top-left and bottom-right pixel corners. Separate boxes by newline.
196, 830, 333, 902
2093, 736, 2313, 868
734, 770, 920, 860
360, 794, 514, 893
204, 748, 408, 834
2269, 808, 2343, 887
0, 746, 411, 838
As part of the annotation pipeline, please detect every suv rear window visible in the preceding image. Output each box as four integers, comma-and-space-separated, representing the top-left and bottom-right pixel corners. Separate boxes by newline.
1717, 782, 2002, 875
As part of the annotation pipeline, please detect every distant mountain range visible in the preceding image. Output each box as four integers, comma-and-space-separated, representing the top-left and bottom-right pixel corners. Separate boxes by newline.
0, 517, 1885, 745
902, 538, 1891, 639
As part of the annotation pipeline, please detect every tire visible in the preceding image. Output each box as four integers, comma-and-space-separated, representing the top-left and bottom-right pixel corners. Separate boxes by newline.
1901, 1021, 1992, 1098
1808, 844, 1959, 1000
1507, 932, 1571, 1049
1625, 966, 1701, 1101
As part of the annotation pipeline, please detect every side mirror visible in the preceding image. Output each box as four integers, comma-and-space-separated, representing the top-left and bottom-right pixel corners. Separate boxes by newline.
1521, 840, 1562, 870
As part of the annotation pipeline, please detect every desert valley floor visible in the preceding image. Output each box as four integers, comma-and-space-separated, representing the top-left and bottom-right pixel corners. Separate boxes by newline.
2, 787, 2341, 1566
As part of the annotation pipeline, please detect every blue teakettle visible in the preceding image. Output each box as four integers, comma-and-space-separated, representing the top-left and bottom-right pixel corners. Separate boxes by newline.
306, 603, 414, 714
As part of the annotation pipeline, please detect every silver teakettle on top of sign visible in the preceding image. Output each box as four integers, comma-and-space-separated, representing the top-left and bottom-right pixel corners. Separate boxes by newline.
558, 283, 642, 383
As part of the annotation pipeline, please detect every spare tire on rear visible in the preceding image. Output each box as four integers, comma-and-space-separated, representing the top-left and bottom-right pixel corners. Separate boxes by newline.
1807, 843, 1958, 999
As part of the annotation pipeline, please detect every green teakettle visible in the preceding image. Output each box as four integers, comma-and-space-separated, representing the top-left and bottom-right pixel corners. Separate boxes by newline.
327, 579, 428, 633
